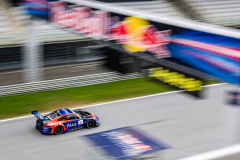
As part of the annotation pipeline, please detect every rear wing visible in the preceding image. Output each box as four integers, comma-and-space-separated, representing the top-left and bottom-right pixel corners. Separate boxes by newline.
31, 111, 48, 124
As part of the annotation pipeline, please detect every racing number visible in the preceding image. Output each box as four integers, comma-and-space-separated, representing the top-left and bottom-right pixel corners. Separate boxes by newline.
78, 119, 83, 125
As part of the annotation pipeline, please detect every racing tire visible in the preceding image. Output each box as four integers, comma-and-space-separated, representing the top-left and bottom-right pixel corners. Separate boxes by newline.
54, 126, 64, 135
86, 120, 95, 129
35, 126, 40, 130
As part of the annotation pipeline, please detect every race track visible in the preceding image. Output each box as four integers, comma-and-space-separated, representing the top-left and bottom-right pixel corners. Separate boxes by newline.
0, 84, 232, 160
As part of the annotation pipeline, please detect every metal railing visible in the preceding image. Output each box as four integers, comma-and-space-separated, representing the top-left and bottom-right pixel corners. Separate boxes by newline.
0, 72, 144, 97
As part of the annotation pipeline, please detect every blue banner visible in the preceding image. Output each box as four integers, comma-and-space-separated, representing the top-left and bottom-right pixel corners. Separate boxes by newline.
18, 0, 55, 18
168, 31, 240, 85
84, 127, 170, 160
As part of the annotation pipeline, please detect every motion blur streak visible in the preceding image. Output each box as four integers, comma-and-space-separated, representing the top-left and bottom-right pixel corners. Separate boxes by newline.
0, 84, 230, 159
0, 83, 225, 123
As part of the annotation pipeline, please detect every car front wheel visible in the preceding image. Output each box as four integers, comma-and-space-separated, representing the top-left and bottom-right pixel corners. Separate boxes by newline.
86, 120, 95, 129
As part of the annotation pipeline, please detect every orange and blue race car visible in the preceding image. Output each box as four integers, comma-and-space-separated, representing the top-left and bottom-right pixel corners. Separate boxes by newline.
31, 108, 100, 135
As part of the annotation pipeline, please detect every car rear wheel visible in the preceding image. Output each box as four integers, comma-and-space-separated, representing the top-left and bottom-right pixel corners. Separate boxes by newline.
35, 125, 40, 130
54, 126, 63, 135
86, 120, 95, 129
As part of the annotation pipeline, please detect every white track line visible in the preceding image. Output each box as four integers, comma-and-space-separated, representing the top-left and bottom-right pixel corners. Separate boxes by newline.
0, 83, 227, 123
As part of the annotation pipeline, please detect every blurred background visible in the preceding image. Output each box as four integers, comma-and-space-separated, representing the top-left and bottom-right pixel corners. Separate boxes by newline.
0, 0, 240, 160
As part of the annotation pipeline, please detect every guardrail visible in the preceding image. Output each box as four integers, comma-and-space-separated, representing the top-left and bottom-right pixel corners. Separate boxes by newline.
0, 72, 143, 97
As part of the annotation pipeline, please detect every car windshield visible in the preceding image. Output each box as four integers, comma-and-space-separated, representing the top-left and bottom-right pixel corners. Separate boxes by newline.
45, 111, 60, 120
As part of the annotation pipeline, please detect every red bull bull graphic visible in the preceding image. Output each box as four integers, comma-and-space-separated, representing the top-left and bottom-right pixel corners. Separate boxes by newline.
49, 1, 171, 58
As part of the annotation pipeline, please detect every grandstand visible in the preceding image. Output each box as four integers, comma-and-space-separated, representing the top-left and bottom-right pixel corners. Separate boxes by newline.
111, 0, 240, 27
0, 0, 240, 83
186, 0, 240, 27
0, 0, 239, 46
0, 0, 93, 72
113, 0, 188, 19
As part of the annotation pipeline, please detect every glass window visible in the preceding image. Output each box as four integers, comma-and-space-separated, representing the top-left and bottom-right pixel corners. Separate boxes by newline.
46, 112, 59, 120
58, 116, 67, 121
66, 115, 78, 120
76, 46, 105, 62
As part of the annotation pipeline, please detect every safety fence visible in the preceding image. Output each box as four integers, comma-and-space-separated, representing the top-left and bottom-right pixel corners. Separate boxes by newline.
0, 72, 143, 97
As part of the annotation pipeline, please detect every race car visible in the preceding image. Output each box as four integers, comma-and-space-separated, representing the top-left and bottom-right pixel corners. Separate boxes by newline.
31, 108, 100, 135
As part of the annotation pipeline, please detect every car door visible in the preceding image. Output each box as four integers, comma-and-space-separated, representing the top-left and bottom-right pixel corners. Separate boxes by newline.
65, 115, 79, 130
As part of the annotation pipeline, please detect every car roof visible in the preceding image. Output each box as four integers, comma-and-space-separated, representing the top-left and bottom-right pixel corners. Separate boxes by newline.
54, 108, 74, 116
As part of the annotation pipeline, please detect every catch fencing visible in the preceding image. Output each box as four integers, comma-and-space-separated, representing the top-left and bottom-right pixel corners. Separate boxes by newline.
0, 72, 143, 97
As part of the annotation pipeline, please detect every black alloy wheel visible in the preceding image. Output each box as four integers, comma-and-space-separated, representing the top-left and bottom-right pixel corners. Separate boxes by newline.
54, 126, 64, 135
35, 125, 40, 130
86, 120, 95, 129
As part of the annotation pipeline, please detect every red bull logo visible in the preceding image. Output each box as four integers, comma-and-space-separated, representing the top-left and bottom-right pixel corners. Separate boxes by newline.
49, 2, 171, 58
101, 131, 152, 156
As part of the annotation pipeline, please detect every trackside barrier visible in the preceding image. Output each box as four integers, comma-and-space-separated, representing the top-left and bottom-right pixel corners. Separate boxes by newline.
177, 144, 240, 160
0, 72, 143, 97
59, 0, 240, 146
62, 0, 240, 39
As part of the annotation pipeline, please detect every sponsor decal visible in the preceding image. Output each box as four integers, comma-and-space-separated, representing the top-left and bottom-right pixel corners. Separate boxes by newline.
67, 123, 77, 128
78, 120, 83, 125
148, 67, 202, 92
49, 2, 171, 58
48, 122, 62, 126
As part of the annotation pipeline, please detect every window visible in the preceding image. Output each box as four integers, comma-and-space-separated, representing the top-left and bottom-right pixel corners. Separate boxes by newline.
78, 111, 91, 117
74, 111, 82, 118
46, 112, 59, 120
82, 112, 91, 116
76, 46, 105, 62
66, 115, 78, 120
58, 116, 66, 121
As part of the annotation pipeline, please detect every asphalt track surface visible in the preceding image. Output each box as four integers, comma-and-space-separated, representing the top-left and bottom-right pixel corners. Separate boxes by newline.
0, 84, 233, 160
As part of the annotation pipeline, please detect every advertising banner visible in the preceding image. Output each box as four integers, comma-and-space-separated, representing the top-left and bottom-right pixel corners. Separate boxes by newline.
227, 91, 240, 106
18, 0, 56, 18
148, 67, 203, 98
84, 127, 170, 160
47, 1, 240, 86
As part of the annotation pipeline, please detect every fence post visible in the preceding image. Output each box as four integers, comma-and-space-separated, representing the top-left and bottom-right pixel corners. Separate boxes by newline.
23, 17, 43, 83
